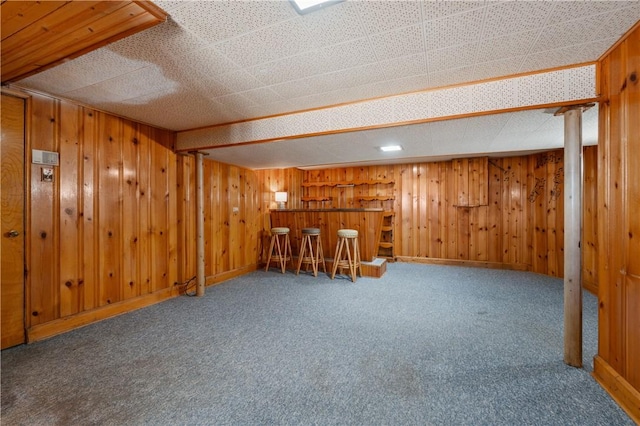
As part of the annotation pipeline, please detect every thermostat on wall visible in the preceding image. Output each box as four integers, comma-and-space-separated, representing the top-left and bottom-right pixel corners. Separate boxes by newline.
32, 149, 59, 166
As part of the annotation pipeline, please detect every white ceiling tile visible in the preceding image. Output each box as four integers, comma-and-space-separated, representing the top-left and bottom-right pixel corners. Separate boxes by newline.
216, 18, 316, 68
369, 24, 425, 60
519, 46, 588, 76
109, 18, 209, 63
174, 45, 241, 79
480, 2, 553, 40
317, 38, 378, 72
378, 53, 427, 80
384, 74, 430, 97
300, 1, 367, 48
248, 50, 330, 86
530, 16, 606, 54
545, 1, 636, 25
473, 57, 525, 82
421, 1, 487, 22
354, 0, 423, 34
475, 29, 540, 63
239, 87, 284, 106
428, 66, 475, 89
424, 7, 486, 51
427, 43, 478, 73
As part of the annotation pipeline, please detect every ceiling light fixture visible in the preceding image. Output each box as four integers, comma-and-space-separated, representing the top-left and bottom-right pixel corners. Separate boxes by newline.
380, 145, 402, 152
290, 0, 343, 15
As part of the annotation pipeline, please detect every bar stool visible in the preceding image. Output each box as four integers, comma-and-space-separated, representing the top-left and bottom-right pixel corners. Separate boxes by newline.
296, 228, 326, 277
265, 227, 292, 273
331, 229, 361, 282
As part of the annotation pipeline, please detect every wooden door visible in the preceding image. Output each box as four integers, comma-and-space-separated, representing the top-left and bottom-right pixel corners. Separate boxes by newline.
1, 93, 26, 349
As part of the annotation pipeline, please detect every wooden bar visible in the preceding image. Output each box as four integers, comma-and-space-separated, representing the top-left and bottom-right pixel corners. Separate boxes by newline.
269, 209, 384, 264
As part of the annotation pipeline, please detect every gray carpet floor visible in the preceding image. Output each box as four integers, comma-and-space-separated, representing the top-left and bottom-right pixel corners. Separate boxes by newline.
1, 263, 633, 425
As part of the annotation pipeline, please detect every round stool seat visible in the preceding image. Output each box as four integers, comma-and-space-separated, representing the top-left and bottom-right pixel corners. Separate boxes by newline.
302, 227, 321, 235
271, 227, 290, 234
337, 229, 358, 238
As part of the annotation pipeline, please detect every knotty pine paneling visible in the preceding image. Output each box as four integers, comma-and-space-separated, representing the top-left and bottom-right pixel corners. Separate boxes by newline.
26, 92, 179, 336
178, 158, 271, 286
594, 23, 640, 422
291, 150, 597, 282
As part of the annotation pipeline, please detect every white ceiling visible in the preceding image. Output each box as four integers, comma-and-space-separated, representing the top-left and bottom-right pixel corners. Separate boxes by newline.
13, 1, 640, 169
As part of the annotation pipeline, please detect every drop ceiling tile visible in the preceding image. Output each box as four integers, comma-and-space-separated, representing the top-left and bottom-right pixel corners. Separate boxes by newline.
109, 18, 209, 64
79, 65, 181, 102
545, 1, 635, 25
216, 18, 316, 68
598, 4, 640, 39
19, 49, 149, 95
369, 24, 425, 60
384, 74, 431, 97
431, 86, 472, 118
174, 45, 241, 79
470, 79, 519, 113
428, 66, 475, 89
427, 43, 478, 73
480, 1, 553, 40
475, 29, 540, 63
300, 1, 367, 48
530, 16, 605, 54
354, 0, 423, 34
421, 1, 487, 22
424, 7, 486, 51
519, 46, 588, 76
239, 87, 285, 106
499, 110, 556, 134
473, 56, 525, 82
317, 38, 378, 72
378, 53, 427, 81
214, 93, 258, 114
248, 50, 331, 86
213, 69, 265, 93
168, 1, 296, 44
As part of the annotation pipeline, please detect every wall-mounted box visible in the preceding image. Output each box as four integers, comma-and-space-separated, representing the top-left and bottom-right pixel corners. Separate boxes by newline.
32, 149, 59, 166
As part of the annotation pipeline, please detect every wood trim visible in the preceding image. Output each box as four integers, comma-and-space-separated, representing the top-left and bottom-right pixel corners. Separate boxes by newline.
204, 264, 258, 287
175, 98, 601, 153
593, 356, 640, 424
26, 287, 176, 343
179, 62, 598, 133
395, 256, 530, 271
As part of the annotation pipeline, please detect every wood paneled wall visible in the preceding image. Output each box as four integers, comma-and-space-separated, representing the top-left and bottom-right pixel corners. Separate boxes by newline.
26, 92, 179, 340
285, 149, 597, 280
177, 157, 265, 286
594, 24, 640, 423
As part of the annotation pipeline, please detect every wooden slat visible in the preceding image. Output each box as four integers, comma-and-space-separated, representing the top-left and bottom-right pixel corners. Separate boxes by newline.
1, 1, 68, 40
1, 1, 167, 82
58, 100, 81, 317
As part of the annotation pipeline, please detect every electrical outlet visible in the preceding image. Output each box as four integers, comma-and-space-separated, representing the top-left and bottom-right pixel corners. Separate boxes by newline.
232, 207, 239, 214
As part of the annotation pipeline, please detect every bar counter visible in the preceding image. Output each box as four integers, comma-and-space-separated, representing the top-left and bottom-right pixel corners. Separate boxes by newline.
269, 208, 384, 262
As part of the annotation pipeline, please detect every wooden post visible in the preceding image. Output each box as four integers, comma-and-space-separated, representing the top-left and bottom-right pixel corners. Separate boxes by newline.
561, 106, 584, 367
195, 152, 205, 297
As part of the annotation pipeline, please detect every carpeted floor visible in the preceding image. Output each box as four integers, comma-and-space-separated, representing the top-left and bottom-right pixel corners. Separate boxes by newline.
1, 263, 633, 425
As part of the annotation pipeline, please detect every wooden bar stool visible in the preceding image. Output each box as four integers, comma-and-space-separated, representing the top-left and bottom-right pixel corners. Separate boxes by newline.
296, 227, 326, 277
331, 229, 361, 282
265, 227, 292, 273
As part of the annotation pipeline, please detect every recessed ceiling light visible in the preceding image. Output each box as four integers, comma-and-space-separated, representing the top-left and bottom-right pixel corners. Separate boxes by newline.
290, 0, 343, 14
379, 145, 402, 152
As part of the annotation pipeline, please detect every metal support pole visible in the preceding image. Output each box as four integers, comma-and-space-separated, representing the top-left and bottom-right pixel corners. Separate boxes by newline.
562, 107, 583, 367
195, 151, 205, 297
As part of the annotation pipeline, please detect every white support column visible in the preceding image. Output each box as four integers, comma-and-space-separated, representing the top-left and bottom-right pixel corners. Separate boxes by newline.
562, 107, 583, 367
195, 151, 206, 297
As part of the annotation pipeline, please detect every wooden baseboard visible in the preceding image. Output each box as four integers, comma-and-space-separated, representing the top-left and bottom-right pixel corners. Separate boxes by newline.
593, 355, 640, 424
395, 256, 530, 271
27, 287, 176, 343
205, 264, 258, 286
